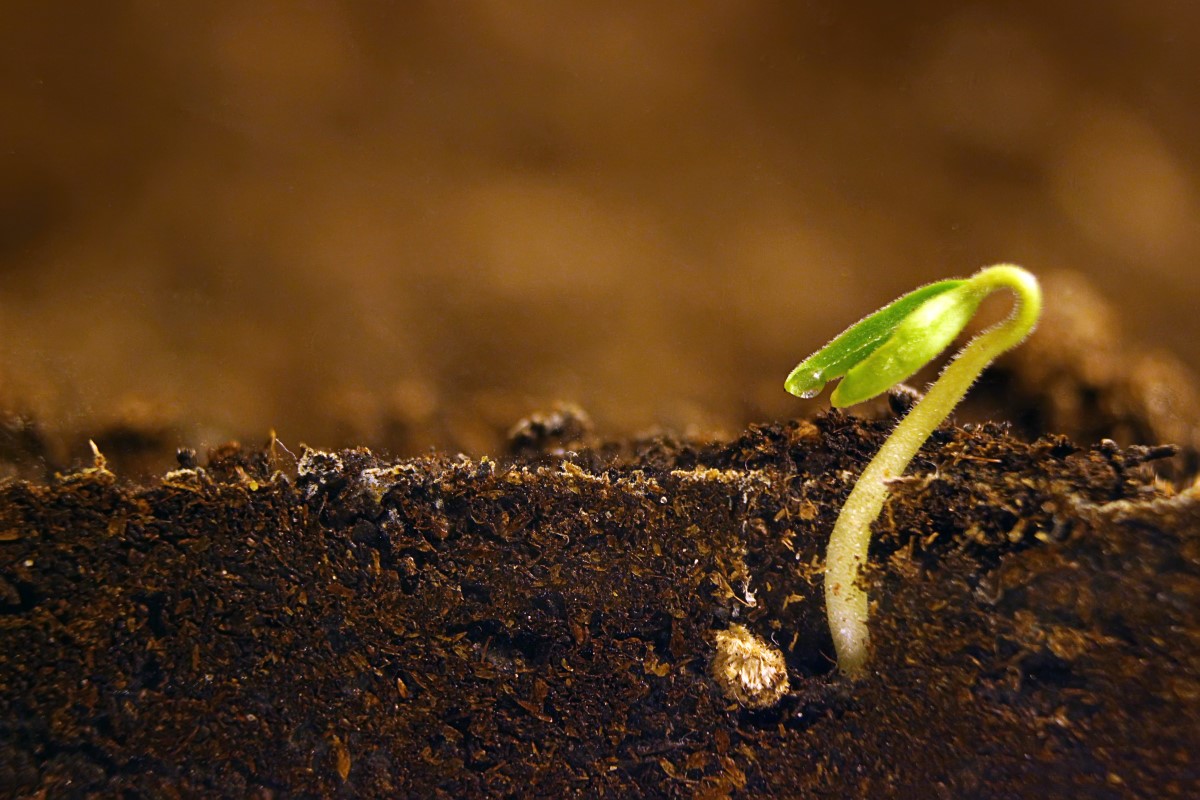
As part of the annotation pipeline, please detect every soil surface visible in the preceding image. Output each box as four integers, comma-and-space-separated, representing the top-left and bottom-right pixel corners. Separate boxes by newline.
2, 411, 1197, 798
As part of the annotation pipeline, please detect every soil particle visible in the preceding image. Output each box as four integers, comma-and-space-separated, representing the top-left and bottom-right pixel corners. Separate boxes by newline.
1, 413, 1197, 797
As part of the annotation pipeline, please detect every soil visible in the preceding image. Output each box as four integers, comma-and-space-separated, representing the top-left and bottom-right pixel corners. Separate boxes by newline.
2, 405, 1197, 798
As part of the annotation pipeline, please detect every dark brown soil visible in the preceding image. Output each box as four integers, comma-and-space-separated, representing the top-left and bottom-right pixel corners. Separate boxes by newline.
2, 411, 1196, 798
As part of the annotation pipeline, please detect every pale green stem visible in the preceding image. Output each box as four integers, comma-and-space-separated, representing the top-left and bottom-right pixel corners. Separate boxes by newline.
826, 264, 1042, 677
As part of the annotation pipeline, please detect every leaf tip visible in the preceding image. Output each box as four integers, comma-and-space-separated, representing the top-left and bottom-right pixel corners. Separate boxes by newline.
784, 367, 825, 399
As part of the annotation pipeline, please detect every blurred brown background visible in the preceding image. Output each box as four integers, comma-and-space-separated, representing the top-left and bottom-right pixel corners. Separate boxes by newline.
2, 2, 1199, 465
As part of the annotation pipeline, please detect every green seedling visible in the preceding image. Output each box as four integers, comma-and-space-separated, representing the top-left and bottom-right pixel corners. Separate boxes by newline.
785, 264, 1042, 677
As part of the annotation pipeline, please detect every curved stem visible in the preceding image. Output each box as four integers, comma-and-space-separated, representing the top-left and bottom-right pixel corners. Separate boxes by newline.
826, 264, 1042, 677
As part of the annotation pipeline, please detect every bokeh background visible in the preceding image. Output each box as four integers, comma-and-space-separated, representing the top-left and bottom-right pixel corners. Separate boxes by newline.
3, 2, 1199, 467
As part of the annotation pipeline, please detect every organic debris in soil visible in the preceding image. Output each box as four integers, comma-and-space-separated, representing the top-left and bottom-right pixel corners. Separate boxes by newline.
1, 412, 1197, 798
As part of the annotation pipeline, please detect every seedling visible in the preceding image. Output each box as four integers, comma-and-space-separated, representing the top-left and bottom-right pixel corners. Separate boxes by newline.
785, 264, 1042, 677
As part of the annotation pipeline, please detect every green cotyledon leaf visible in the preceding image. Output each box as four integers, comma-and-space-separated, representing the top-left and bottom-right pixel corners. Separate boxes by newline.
784, 278, 967, 400
829, 282, 984, 407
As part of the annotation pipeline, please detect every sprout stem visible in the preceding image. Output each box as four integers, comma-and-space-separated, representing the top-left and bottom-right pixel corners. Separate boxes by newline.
826, 264, 1042, 676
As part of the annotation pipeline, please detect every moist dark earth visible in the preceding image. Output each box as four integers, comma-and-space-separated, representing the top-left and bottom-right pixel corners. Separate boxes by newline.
1, 407, 1197, 798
